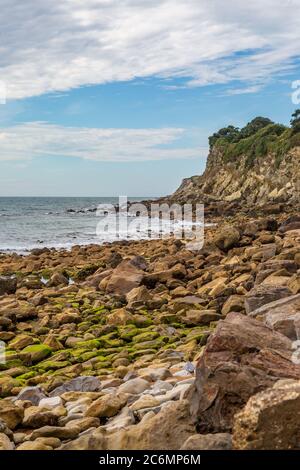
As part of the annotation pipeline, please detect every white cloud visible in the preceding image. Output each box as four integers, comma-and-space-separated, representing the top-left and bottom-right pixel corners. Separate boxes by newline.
1, 0, 300, 99
0, 122, 206, 162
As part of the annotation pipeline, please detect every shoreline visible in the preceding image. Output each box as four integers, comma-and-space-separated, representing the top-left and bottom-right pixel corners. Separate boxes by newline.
0, 203, 299, 449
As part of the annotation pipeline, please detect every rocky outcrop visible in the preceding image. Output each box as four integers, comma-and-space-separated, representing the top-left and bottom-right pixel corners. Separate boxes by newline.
190, 312, 300, 433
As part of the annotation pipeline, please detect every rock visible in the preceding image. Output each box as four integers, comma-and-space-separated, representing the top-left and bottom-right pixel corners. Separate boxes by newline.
190, 312, 300, 433
15, 386, 46, 405
129, 395, 160, 411
214, 226, 240, 251
22, 344, 52, 363
17, 441, 52, 450
106, 400, 195, 450
233, 380, 300, 449
139, 367, 171, 381
182, 309, 221, 326
106, 258, 145, 295
221, 295, 245, 315
23, 406, 59, 428
181, 433, 232, 450
85, 393, 127, 418
0, 275, 17, 296
39, 396, 62, 409
9, 334, 35, 350
35, 437, 61, 448
126, 286, 150, 308
172, 296, 205, 312
49, 376, 101, 396
106, 308, 134, 326
0, 401, 24, 429
58, 429, 106, 450
0, 433, 14, 450
30, 425, 80, 440
245, 285, 292, 313
118, 378, 150, 395
249, 294, 300, 340
103, 406, 135, 432
65, 417, 100, 433
48, 272, 69, 287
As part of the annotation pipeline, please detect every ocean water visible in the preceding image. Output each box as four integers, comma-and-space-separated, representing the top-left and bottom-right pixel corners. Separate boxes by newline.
0, 197, 204, 254
0, 197, 147, 254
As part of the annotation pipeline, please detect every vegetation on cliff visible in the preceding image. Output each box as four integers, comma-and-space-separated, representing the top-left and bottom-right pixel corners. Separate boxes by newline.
209, 111, 300, 168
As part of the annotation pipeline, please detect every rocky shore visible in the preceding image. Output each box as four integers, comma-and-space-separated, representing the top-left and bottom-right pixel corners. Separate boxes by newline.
0, 201, 299, 450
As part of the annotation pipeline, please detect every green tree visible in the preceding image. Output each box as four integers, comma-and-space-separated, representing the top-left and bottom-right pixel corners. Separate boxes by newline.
239, 117, 274, 139
290, 109, 300, 133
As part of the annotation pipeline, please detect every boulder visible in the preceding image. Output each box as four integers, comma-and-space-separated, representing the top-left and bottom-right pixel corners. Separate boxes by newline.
214, 226, 240, 251
181, 433, 232, 450
0, 433, 14, 450
85, 393, 127, 418
249, 294, 300, 340
221, 295, 245, 315
0, 276, 17, 296
189, 312, 300, 433
233, 380, 300, 449
118, 378, 150, 395
245, 285, 292, 313
0, 401, 24, 429
106, 258, 145, 295
49, 376, 101, 396
15, 386, 46, 405
182, 310, 221, 326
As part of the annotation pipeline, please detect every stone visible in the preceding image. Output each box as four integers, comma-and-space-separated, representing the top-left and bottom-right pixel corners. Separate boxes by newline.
58, 429, 106, 450
48, 272, 69, 287
35, 437, 61, 448
129, 395, 160, 411
39, 396, 62, 409
0, 401, 24, 429
214, 226, 240, 251
249, 294, 300, 340
65, 417, 100, 433
182, 309, 221, 326
17, 441, 52, 450
85, 393, 127, 418
106, 258, 145, 295
0, 433, 14, 450
23, 406, 59, 428
0, 275, 17, 296
126, 286, 150, 308
118, 378, 150, 395
181, 433, 232, 450
22, 344, 52, 363
106, 400, 195, 450
49, 376, 101, 396
233, 380, 300, 450
189, 312, 300, 433
30, 425, 80, 440
15, 386, 46, 405
245, 285, 292, 313
221, 295, 245, 315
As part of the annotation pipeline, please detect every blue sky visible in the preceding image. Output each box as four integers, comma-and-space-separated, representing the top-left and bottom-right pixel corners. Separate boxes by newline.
0, 0, 300, 197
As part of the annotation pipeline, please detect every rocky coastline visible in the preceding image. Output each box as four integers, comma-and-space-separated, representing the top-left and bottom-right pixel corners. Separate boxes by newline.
0, 200, 300, 450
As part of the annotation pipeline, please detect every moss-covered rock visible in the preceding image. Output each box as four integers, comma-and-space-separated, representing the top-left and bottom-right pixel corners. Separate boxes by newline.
22, 344, 52, 363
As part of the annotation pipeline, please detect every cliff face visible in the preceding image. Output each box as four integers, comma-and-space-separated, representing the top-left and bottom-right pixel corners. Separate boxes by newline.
172, 146, 300, 205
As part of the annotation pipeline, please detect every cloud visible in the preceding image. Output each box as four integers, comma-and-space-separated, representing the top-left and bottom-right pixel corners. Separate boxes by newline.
0, 122, 206, 162
1, 0, 300, 99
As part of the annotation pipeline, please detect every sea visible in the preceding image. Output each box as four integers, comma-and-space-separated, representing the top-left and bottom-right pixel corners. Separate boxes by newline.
0, 197, 147, 254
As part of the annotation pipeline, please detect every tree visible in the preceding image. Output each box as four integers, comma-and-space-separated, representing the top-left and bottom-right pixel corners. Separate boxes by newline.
290, 109, 300, 132
239, 117, 274, 139
208, 125, 240, 148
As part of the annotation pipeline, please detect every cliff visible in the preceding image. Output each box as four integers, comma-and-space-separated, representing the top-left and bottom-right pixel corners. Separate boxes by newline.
169, 116, 300, 206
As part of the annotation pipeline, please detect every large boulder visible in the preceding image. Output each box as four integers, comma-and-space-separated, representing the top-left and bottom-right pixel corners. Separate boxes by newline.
233, 380, 300, 449
249, 294, 300, 340
214, 226, 240, 251
105, 258, 146, 295
189, 312, 300, 433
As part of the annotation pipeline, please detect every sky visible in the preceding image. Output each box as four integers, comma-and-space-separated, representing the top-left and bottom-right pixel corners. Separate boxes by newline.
0, 0, 300, 197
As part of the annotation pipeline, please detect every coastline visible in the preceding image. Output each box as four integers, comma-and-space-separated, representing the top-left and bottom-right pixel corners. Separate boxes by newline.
0, 203, 299, 449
